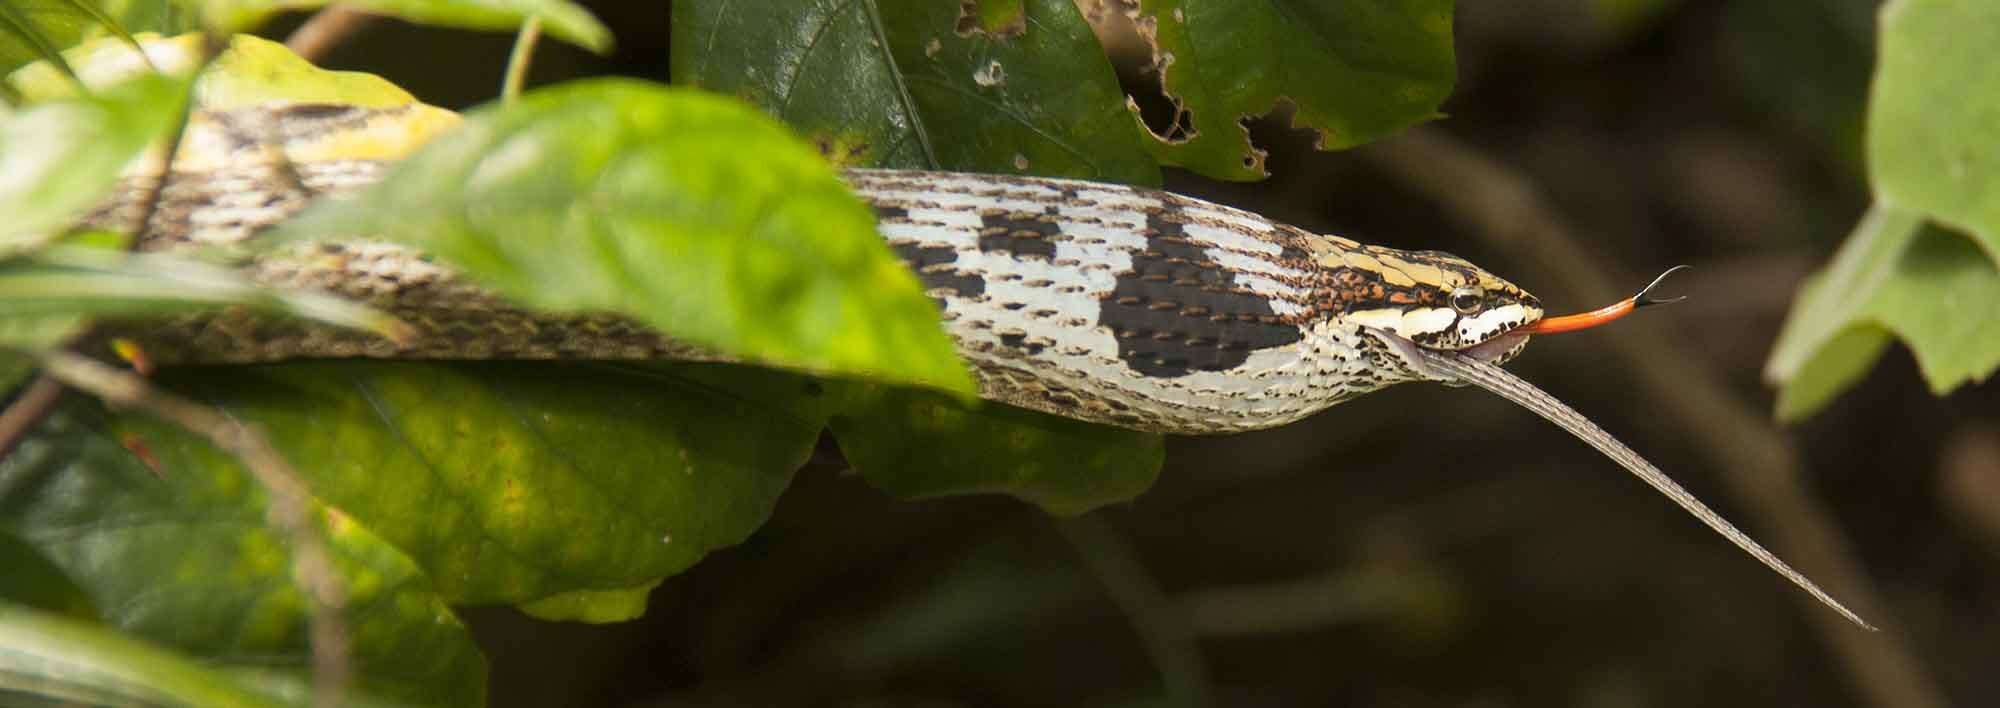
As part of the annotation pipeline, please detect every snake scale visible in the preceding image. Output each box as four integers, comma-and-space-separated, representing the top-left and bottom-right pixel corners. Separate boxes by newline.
83, 100, 1870, 628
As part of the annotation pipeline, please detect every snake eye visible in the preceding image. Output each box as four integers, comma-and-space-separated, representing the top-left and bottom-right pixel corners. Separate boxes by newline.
1449, 287, 1484, 314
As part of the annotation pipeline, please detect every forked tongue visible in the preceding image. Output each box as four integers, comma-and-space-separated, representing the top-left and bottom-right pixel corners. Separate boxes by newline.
1369, 267, 1877, 630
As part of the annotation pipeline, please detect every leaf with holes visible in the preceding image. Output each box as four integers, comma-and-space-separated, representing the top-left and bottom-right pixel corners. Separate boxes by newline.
270, 78, 975, 396
0, 397, 487, 707
673, 0, 1158, 185
1122, 0, 1456, 179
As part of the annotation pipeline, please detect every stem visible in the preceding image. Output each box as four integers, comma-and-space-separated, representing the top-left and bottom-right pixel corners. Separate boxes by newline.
38, 352, 351, 708
0, 374, 65, 461
1056, 515, 1210, 708
285, 5, 377, 64
501, 16, 543, 105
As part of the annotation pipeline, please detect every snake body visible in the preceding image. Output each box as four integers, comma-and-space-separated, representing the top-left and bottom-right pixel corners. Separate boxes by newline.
75, 99, 1875, 628
104, 103, 1545, 435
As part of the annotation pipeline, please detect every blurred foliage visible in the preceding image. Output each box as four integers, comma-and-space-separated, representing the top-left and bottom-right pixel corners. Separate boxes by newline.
0, 73, 184, 253
2, 398, 488, 706
1767, 0, 2000, 420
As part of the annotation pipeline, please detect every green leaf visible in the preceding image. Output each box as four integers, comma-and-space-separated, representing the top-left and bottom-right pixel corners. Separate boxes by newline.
1870, 0, 2000, 264
0, 243, 407, 352
1125, 0, 1456, 179
1767, 206, 2000, 420
198, 0, 610, 53
0, 398, 487, 707
829, 385, 1164, 516
270, 78, 976, 396
0, 1, 84, 85
146, 362, 827, 607
672, 0, 1159, 184
0, 602, 283, 708
0, 73, 186, 254
13, 32, 453, 113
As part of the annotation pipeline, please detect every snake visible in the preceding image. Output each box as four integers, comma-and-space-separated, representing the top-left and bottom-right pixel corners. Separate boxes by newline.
76, 99, 1871, 630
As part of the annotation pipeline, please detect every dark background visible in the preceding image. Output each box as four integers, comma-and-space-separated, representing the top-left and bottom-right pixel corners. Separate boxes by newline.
282, 1, 1998, 705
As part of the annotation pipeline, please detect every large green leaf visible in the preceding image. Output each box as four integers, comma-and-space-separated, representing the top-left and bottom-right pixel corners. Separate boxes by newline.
1767, 206, 2000, 420
1125, 0, 1456, 179
1869, 0, 2000, 264
0, 397, 487, 707
196, 0, 610, 53
269, 78, 975, 396
0, 72, 184, 253
147, 361, 827, 611
672, 0, 1159, 185
830, 385, 1164, 516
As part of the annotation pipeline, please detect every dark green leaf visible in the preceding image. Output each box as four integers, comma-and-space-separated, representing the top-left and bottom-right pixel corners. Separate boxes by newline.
830, 385, 1163, 516
1126, 0, 1456, 179
150, 362, 827, 609
1870, 0, 2000, 263
673, 0, 1159, 184
0, 397, 487, 707
0, 73, 185, 253
270, 78, 976, 396
0, 602, 282, 708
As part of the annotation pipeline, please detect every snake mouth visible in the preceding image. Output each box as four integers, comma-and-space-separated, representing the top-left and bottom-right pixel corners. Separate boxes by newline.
1457, 330, 1530, 363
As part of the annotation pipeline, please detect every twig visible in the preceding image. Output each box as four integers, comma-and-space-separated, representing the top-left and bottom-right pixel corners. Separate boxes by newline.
37, 352, 351, 708
0, 374, 65, 461
501, 16, 543, 104
1357, 126, 1945, 708
284, 5, 377, 64
1055, 515, 1210, 708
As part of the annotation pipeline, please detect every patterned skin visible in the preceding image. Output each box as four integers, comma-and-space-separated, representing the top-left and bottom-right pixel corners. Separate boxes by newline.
108, 106, 1548, 434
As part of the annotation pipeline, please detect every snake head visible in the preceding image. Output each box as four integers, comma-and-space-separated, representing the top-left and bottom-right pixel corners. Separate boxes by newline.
1330, 248, 1542, 366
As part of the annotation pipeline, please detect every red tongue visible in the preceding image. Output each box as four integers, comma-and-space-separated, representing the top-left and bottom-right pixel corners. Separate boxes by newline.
1517, 265, 1689, 335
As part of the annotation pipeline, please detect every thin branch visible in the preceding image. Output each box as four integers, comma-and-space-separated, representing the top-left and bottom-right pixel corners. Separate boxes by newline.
0, 374, 65, 461
1056, 515, 1210, 708
37, 352, 351, 708
501, 16, 543, 104
284, 5, 377, 64
1357, 126, 1945, 708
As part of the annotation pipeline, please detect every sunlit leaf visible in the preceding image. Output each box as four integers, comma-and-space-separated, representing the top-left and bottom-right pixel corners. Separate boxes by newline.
1123, 0, 1456, 179
270, 79, 976, 395
673, 0, 1159, 185
0, 398, 487, 707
